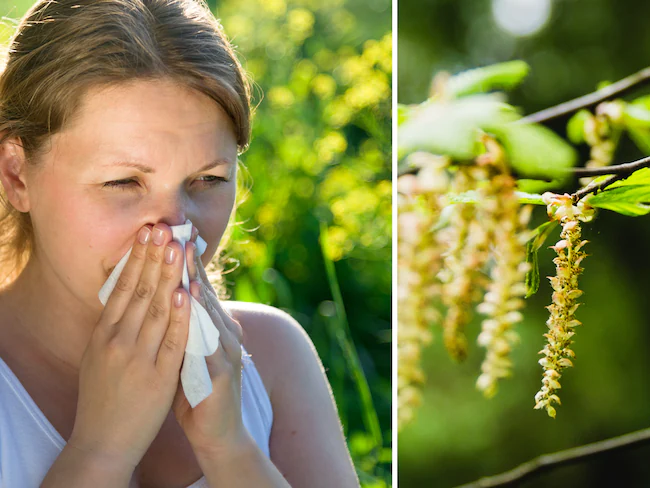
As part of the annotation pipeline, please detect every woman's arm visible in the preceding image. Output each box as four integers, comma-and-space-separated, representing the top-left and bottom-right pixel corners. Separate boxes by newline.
40, 443, 135, 488
234, 304, 361, 488
193, 430, 291, 487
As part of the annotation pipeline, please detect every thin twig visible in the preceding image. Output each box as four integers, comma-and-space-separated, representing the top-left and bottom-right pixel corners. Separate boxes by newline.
570, 155, 650, 177
454, 425, 650, 488
399, 67, 650, 178
398, 67, 650, 178
571, 155, 650, 201
399, 155, 650, 180
521, 67, 650, 124
572, 174, 621, 201
400, 153, 650, 202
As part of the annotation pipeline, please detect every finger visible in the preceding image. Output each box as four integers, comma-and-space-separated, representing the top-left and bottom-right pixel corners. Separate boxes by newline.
188, 248, 241, 343
156, 287, 190, 377
197, 281, 243, 344
191, 281, 242, 361
190, 280, 202, 302
186, 241, 197, 283
136, 240, 185, 361
188, 247, 242, 346
172, 374, 189, 416
185, 227, 200, 282
118, 224, 173, 344
193, 246, 217, 299
100, 225, 153, 328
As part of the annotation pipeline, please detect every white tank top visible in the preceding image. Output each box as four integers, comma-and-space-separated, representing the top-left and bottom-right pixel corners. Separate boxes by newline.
0, 345, 272, 487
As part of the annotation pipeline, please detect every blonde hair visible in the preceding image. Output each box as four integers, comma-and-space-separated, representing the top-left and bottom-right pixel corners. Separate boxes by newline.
0, 0, 252, 296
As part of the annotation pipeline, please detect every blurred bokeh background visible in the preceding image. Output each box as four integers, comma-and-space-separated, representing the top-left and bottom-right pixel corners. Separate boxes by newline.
1, 0, 391, 485
399, 0, 650, 487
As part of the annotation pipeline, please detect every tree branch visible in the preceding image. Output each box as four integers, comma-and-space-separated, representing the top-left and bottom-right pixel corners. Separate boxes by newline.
398, 67, 650, 179
570, 155, 650, 201
454, 425, 650, 488
521, 67, 650, 124
571, 155, 650, 176
572, 174, 621, 201
400, 154, 650, 202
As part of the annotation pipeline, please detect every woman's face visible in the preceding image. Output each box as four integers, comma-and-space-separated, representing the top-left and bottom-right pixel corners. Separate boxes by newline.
16, 78, 238, 312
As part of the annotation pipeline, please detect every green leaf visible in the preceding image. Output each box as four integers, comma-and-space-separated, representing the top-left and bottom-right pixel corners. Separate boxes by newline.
626, 126, 650, 154
447, 60, 530, 98
446, 190, 546, 205
517, 192, 547, 205
398, 94, 520, 160
517, 179, 565, 194
622, 103, 650, 129
566, 109, 592, 144
586, 168, 650, 216
525, 220, 559, 298
588, 188, 650, 215
630, 94, 650, 111
622, 98, 650, 151
489, 123, 578, 180
599, 166, 650, 187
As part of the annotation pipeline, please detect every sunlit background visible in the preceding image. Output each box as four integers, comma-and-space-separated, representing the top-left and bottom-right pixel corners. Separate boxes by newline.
399, 0, 650, 487
0, 0, 392, 485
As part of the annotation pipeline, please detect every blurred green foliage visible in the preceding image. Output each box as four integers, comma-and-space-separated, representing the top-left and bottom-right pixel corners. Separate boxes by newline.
217, 0, 391, 484
1, 0, 392, 485
399, 0, 650, 487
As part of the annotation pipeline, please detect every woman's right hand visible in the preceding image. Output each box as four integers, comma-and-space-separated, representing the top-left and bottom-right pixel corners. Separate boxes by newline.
68, 223, 191, 472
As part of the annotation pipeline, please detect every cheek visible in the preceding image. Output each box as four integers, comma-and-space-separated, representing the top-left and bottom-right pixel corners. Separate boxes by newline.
30, 182, 126, 296
194, 185, 236, 261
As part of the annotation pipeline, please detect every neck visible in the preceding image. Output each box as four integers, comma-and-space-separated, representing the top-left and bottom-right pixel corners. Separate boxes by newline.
0, 252, 102, 375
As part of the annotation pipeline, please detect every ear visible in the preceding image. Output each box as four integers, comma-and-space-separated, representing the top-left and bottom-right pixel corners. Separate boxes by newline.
0, 135, 31, 213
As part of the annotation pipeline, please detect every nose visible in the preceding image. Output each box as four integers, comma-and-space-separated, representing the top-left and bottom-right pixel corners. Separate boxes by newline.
156, 215, 188, 228
144, 192, 193, 229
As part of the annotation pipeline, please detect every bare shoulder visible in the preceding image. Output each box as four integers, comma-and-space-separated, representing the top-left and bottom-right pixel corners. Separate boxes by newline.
220, 301, 317, 398
221, 301, 360, 487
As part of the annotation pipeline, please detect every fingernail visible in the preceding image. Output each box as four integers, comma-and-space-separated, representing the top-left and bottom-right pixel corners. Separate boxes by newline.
174, 290, 184, 308
153, 227, 165, 246
138, 227, 151, 244
191, 280, 201, 296
165, 246, 176, 264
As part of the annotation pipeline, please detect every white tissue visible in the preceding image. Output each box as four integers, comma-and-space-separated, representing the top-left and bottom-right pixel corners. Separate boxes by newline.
98, 219, 220, 408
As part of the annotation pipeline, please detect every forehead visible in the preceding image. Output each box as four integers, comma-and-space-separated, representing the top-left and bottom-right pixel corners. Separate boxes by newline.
52, 78, 237, 165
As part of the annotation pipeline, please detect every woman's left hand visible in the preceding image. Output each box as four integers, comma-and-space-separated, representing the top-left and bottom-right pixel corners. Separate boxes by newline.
171, 239, 249, 455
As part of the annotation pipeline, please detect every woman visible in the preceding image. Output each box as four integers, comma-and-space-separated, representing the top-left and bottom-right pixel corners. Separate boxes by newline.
0, 1, 360, 486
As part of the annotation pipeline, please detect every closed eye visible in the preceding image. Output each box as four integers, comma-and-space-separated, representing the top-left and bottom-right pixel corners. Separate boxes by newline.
103, 175, 229, 190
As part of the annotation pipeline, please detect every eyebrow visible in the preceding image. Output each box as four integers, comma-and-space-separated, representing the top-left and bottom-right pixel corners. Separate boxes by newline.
105, 159, 233, 174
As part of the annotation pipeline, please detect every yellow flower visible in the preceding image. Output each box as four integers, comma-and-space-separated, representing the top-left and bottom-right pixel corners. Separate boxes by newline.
473, 136, 531, 397
534, 194, 592, 418
437, 164, 483, 362
397, 154, 448, 429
